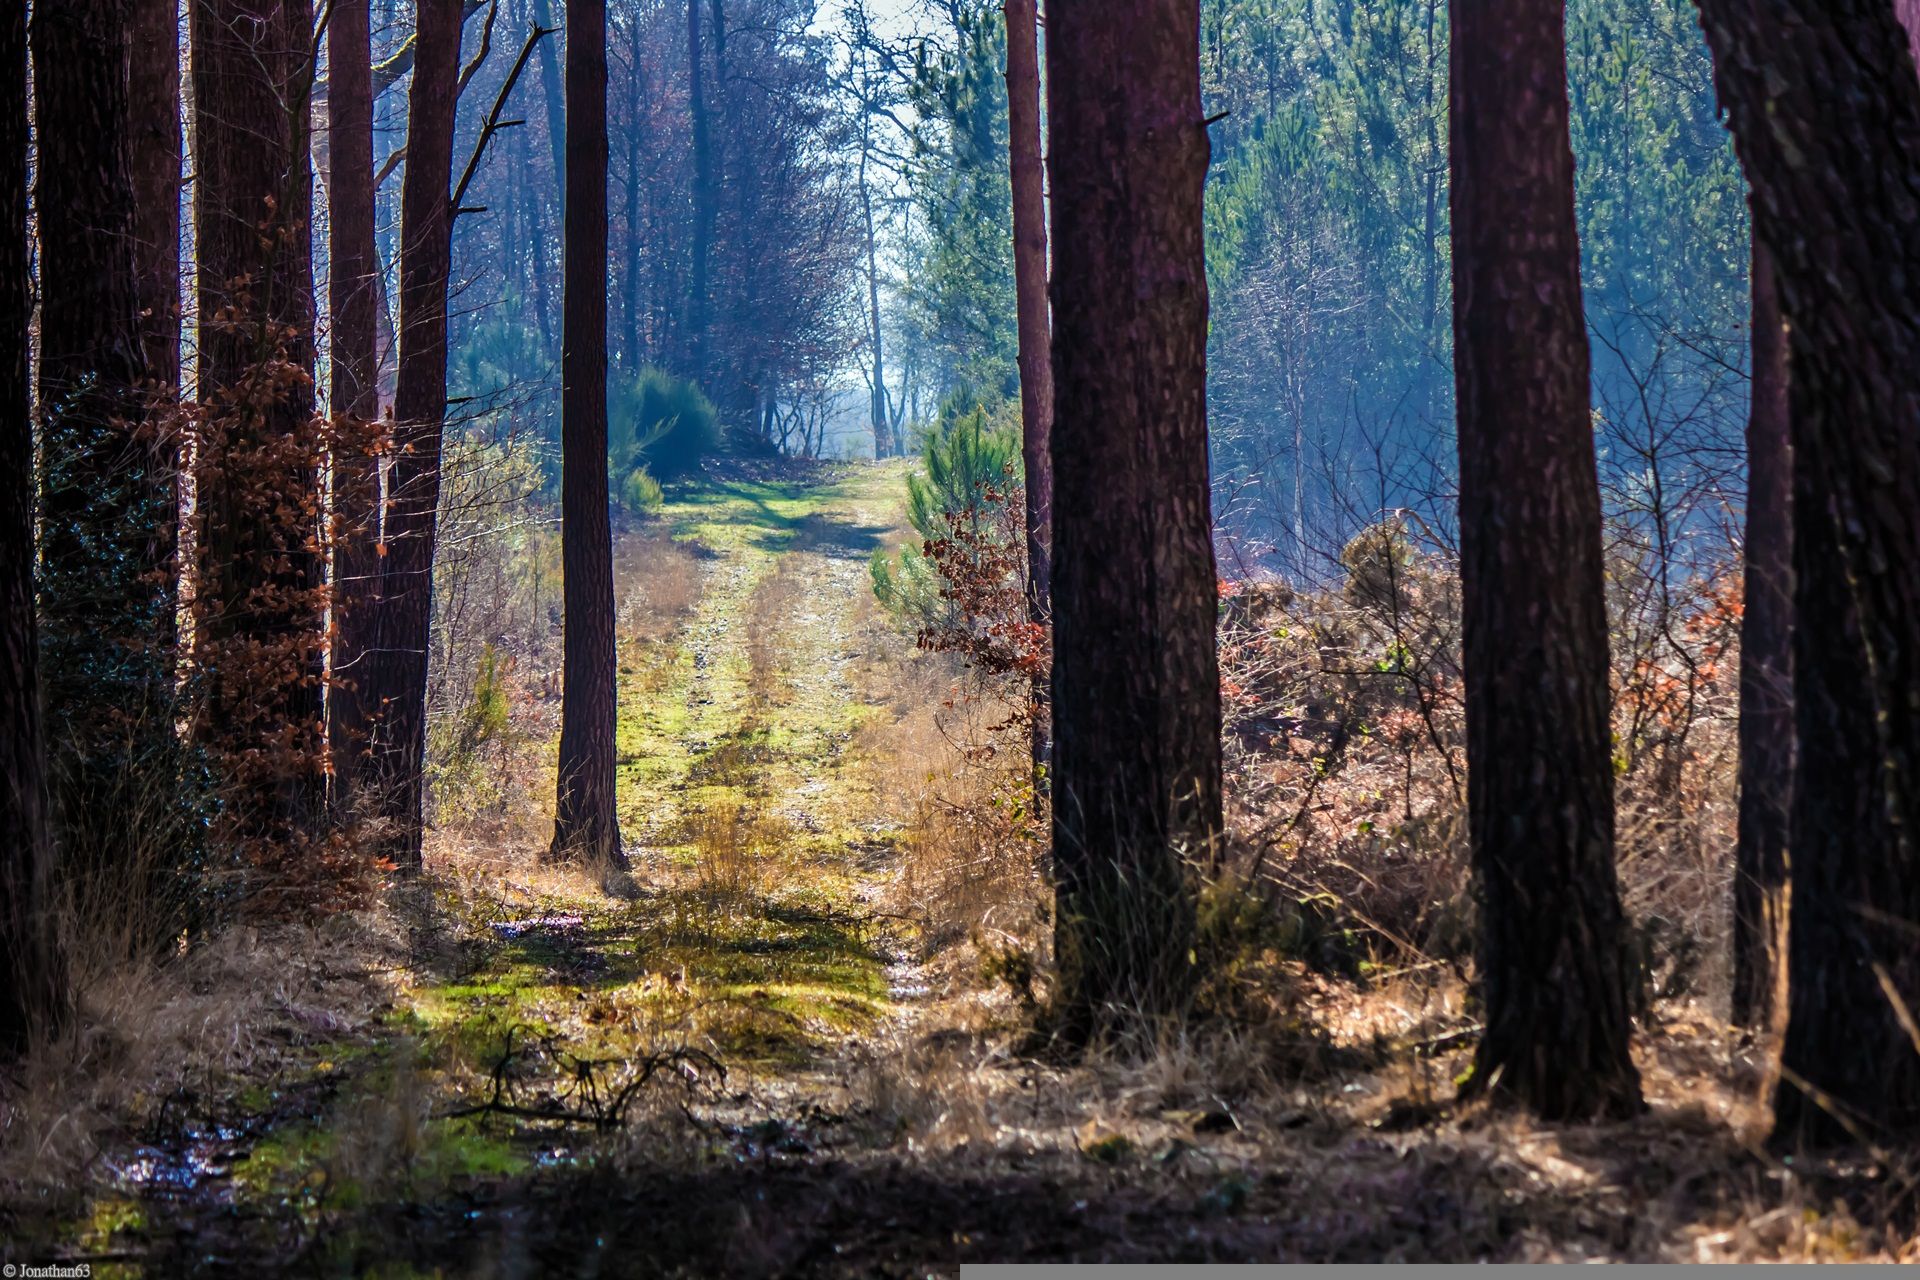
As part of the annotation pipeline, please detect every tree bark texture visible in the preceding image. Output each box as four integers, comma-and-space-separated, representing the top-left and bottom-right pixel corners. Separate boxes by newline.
1044, 0, 1219, 1042
1695, 0, 1920, 1146
34, 0, 182, 809
1, 0, 68, 1054
1004, 0, 1054, 778
192, 0, 327, 841
326, 0, 385, 811
1729, 226, 1791, 1032
366, 0, 463, 868
131, 0, 184, 388
1449, 0, 1643, 1120
550, 0, 623, 868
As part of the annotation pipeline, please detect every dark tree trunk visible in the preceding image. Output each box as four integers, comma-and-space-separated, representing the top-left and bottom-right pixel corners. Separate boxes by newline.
34, 0, 180, 825
1044, 0, 1218, 1043
1729, 227, 1791, 1032
131, 0, 183, 388
1696, 0, 1920, 1147
192, 0, 327, 842
685, 0, 713, 382
550, 0, 623, 868
1004, 0, 1053, 777
328, 0, 385, 811
1, 0, 67, 1055
366, 0, 464, 869
1449, 0, 1642, 1120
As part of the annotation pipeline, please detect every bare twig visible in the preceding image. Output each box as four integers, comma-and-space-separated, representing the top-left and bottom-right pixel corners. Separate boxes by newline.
451, 21, 553, 220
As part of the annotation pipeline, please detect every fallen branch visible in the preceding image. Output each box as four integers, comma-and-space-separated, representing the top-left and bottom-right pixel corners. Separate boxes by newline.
438, 1025, 725, 1131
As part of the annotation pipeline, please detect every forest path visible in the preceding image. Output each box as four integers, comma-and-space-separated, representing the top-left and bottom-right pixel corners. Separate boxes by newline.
44, 460, 957, 1274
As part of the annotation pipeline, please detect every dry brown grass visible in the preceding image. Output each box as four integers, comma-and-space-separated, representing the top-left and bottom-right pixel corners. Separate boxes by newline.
0, 910, 402, 1196
744, 555, 806, 711
685, 795, 790, 906
616, 528, 706, 644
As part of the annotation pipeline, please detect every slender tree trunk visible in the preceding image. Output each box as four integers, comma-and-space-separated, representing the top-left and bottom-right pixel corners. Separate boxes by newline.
1696, 0, 1920, 1147
1, 0, 67, 1055
550, 0, 623, 868
1005, 0, 1052, 778
35, 0, 182, 846
530, 0, 566, 351
1729, 226, 1791, 1032
857, 68, 890, 460
622, 12, 643, 373
1449, 0, 1642, 1120
328, 0, 384, 811
193, 0, 328, 843
532, 0, 566, 218
368, 0, 464, 869
685, 0, 713, 383
1045, 0, 1218, 1043
131, 0, 183, 389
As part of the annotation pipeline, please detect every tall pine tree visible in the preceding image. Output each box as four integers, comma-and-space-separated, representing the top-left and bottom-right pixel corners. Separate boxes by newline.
1449, 0, 1642, 1119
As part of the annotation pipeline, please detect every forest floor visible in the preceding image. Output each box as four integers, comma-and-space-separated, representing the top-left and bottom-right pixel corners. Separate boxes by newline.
6, 460, 1919, 1275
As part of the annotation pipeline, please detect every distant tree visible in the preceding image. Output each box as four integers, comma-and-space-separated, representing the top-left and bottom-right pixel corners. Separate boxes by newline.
550, 0, 624, 867
364, 0, 464, 869
1002, 0, 1052, 777
1045, 0, 1219, 1042
1, 0, 67, 1054
1449, 0, 1642, 1119
192, 0, 328, 843
1695, 0, 1920, 1146
905, 2, 1018, 398
328, 0, 386, 815
1729, 225, 1790, 1031
685, 0, 714, 383
848, 20, 896, 459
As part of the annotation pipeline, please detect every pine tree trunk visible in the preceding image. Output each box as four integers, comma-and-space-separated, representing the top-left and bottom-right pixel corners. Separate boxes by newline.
0, 0, 67, 1054
130, 0, 183, 389
192, 0, 327, 844
550, 0, 623, 868
368, 0, 464, 868
1729, 227, 1791, 1031
34, 0, 181, 819
1004, 0, 1053, 780
1045, 0, 1218, 1043
328, 0, 384, 812
1696, 0, 1920, 1147
1449, 0, 1642, 1120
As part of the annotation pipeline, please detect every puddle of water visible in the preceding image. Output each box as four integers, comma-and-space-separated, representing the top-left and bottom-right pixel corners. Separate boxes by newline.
108, 1129, 243, 1203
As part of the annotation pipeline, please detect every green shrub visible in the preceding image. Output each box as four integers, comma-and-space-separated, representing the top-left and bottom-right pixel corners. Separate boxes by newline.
620, 466, 664, 515
871, 393, 1023, 627
610, 366, 720, 483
